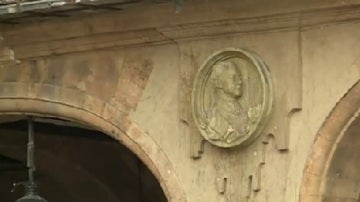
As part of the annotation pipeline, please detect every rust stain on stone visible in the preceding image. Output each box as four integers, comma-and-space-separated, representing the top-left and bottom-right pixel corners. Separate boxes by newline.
82, 54, 120, 101
114, 58, 154, 114
24, 52, 121, 101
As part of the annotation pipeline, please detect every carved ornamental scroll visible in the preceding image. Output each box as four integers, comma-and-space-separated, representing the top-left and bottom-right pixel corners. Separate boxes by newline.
191, 49, 273, 148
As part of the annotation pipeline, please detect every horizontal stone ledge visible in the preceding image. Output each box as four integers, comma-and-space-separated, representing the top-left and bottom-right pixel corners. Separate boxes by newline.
3, 4, 360, 59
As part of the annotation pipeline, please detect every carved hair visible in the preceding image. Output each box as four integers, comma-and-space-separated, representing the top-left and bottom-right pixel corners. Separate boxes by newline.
210, 60, 240, 89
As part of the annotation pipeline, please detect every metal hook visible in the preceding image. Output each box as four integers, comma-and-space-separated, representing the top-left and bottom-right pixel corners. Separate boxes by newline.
11, 182, 26, 192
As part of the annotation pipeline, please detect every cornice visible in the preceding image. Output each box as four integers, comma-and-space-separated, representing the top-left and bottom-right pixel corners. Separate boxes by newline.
3, 4, 360, 59
158, 4, 360, 39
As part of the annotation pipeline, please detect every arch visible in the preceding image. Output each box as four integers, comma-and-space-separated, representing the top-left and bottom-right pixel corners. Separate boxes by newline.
299, 80, 360, 202
0, 84, 187, 202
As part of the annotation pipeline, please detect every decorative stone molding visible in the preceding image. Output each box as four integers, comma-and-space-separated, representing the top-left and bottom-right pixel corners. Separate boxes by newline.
2, 5, 360, 59
180, 29, 303, 158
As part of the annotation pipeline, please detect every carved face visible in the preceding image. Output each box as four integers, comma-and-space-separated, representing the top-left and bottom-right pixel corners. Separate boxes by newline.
215, 62, 243, 98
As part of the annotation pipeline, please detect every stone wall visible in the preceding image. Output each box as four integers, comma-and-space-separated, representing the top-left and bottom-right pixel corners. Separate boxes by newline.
0, 0, 359, 201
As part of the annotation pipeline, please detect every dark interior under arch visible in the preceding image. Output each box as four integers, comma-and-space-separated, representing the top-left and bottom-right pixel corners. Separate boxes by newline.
0, 115, 167, 202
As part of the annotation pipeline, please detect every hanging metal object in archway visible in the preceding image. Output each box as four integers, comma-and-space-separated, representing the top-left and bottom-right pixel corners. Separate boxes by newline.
12, 117, 48, 202
173, 0, 183, 12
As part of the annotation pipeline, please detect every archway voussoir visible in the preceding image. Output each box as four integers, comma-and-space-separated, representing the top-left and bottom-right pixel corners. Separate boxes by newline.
301, 172, 323, 195
100, 102, 132, 133
299, 194, 323, 202
83, 94, 105, 116
306, 135, 334, 175
124, 121, 187, 202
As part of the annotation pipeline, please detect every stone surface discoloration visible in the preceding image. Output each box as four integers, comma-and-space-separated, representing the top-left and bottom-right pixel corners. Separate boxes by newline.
114, 57, 153, 112
0, 50, 152, 115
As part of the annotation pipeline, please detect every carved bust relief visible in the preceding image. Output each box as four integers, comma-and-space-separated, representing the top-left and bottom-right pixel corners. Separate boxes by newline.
192, 48, 273, 148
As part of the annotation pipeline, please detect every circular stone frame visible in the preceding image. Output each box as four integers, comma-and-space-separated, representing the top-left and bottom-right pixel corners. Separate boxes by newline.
191, 48, 273, 148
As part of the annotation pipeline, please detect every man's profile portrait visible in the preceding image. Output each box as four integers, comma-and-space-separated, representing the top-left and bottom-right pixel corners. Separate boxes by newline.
192, 48, 272, 148
204, 60, 249, 143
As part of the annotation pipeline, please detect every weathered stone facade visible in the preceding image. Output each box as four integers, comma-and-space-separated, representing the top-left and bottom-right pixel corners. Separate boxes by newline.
0, 0, 359, 201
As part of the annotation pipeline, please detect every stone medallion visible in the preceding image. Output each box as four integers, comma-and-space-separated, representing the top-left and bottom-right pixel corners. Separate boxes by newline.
192, 48, 273, 148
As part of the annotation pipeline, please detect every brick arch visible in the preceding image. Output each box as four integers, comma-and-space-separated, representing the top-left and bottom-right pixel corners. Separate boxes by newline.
0, 85, 187, 202
299, 80, 360, 202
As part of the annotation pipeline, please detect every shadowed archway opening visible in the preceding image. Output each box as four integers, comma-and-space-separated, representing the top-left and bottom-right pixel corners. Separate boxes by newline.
300, 81, 360, 202
321, 113, 360, 201
0, 115, 167, 202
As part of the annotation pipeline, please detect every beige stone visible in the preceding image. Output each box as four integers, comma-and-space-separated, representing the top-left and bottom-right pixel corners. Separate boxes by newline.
0, 1, 359, 202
